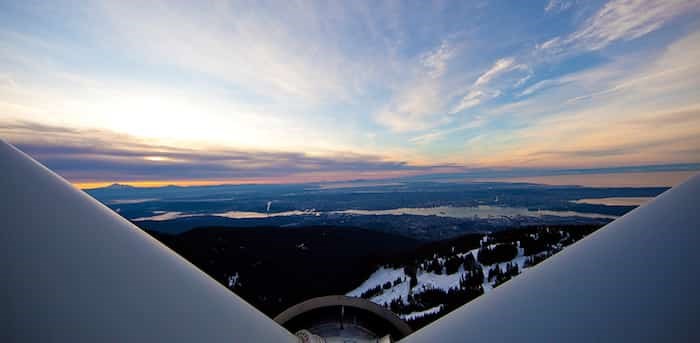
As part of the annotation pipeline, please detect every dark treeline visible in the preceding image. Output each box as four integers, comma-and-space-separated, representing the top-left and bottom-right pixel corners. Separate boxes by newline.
477, 243, 518, 265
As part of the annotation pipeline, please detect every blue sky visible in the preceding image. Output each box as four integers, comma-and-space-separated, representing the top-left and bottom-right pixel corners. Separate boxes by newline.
1, 0, 699, 186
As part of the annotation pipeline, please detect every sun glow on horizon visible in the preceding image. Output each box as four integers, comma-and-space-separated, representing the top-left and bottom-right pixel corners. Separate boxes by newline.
143, 156, 172, 162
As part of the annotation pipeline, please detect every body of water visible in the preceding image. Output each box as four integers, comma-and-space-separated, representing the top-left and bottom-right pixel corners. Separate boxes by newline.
132, 205, 617, 221
572, 197, 653, 206
332, 205, 617, 220
215, 209, 320, 219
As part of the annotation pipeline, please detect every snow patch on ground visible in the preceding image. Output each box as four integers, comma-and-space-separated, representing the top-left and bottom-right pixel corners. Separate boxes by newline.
400, 306, 443, 321
346, 266, 469, 306
227, 272, 240, 288
347, 239, 537, 308
481, 245, 527, 292
415, 267, 464, 293
371, 279, 411, 305
347, 267, 405, 298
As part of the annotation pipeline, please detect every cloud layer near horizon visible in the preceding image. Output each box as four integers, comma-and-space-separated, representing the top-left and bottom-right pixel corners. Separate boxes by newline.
1, 121, 457, 183
3, 120, 698, 186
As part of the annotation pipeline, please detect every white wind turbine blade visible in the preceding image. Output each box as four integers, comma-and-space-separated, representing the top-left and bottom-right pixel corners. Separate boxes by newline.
401, 173, 700, 342
0, 140, 298, 343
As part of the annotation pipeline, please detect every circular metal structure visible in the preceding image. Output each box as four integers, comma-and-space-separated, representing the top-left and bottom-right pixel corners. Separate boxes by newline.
274, 295, 412, 342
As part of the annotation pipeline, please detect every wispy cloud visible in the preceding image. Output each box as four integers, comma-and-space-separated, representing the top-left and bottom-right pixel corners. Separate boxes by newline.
410, 118, 486, 145
97, 1, 379, 104
540, 0, 699, 52
536, 37, 561, 50
450, 89, 501, 114
545, 0, 575, 13
421, 41, 455, 79
374, 40, 461, 132
474, 58, 517, 87
519, 79, 568, 97
450, 57, 527, 114
375, 79, 449, 132
460, 29, 700, 168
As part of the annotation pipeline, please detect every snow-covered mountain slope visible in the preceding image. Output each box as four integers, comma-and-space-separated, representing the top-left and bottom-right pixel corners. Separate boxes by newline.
347, 228, 583, 324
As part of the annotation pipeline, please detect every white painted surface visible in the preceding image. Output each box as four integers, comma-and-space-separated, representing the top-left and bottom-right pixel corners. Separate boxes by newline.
401, 173, 700, 342
0, 140, 297, 343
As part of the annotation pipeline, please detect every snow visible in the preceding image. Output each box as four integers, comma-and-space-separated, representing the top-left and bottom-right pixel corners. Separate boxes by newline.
415, 268, 464, 292
227, 272, 240, 288
346, 266, 466, 306
347, 237, 545, 314
371, 280, 411, 305
400, 306, 443, 321
347, 267, 405, 298
480, 245, 528, 293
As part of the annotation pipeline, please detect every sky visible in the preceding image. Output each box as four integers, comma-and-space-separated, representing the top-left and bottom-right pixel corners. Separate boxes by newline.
1, 0, 700, 187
